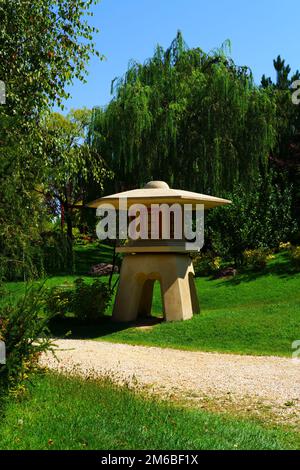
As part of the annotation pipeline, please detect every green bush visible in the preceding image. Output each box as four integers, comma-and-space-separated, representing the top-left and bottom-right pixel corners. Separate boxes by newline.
0, 230, 75, 282
72, 279, 112, 320
0, 239, 44, 282
278, 242, 292, 251
0, 285, 54, 394
45, 278, 112, 321
192, 252, 222, 277
242, 249, 274, 270
40, 230, 74, 275
44, 285, 73, 318
73, 228, 94, 246
206, 174, 297, 266
289, 246, 300, 269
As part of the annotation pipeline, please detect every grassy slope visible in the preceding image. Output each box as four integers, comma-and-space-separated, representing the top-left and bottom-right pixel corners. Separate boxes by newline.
0, 373, 299, 450
50, 252, 300, 357
3, 247, 300, 357
101, 258, 300, 356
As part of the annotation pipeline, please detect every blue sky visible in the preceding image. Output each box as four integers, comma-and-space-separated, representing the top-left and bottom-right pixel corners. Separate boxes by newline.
60, 0, 300, 113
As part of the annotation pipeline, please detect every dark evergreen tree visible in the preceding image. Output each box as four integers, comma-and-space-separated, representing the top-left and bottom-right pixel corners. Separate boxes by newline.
261, 56, 300, 226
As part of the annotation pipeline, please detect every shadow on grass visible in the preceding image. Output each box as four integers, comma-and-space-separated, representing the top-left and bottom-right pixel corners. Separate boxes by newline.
49, 316, 163, 341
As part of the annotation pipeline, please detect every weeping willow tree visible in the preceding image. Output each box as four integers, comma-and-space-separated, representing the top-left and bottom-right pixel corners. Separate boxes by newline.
89, 32, 276, 195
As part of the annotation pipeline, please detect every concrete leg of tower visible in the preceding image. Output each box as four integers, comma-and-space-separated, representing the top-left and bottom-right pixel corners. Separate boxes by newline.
112, 253, 200, 322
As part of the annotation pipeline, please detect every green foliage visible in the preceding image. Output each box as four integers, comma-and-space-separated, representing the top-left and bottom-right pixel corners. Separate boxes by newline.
289, 246, 300, 269
207, 174, 296, 265
72, 278, 112, 320
0, 180, 48, 282
73, 230, 94, 246
192, 252, 222, 277
45, 278, 112, 321
0, 0, 101, 116
242, 249, 274, 271
43, 110, 108, 193
90, 32, 276, 195
40, 110, 111, 240
0, 228, 76, 281
45, 286, 73, 318
0, 239, 42, 282
40, 231, 74, 275
0, 228, 77, 281
261, 56, 300, 223
0, 0, 101, 281
0, 285, 54, 393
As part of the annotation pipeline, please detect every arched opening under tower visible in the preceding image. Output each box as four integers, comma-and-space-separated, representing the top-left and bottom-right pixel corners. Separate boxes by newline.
137, 278, 164, 324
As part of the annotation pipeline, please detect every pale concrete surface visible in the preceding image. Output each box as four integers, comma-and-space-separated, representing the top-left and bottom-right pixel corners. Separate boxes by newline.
113, 253, 200, 322
88, 180, 231, 209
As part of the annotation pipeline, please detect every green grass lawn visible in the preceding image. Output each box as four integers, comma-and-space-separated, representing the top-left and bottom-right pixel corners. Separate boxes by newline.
48, 252, 300, 357
2, 248, 300, 357
0, 372, 298, 450
1, 249, 299, 451
99, 269, 300, 356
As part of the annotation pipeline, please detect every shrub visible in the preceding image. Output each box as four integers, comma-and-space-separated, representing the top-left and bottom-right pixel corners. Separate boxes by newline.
242, 249, 271, 270
45, 285, 73, 318
0, 285, 54, 394
0, 230, 75, 282
193, 252, 222, 277
40, 230, 74, 275
290, 246, 300, 269
45, 278, 112, 321
279, 241, 292, 251
73, 228, 94, 246
0, 240, 44, 282
206, 174, 297, 266
72, 279, 112, 321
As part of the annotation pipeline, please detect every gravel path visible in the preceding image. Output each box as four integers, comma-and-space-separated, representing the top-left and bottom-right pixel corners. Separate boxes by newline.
41, 339, 300, 425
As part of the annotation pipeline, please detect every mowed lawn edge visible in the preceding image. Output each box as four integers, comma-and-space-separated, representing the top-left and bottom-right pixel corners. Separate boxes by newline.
0, 372, 299, 451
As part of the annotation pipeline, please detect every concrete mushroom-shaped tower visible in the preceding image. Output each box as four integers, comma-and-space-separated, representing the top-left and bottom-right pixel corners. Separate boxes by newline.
88, 181, 231, 322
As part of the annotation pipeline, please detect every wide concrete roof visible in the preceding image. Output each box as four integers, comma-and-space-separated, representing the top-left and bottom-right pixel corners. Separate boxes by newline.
87, 181, 231, 209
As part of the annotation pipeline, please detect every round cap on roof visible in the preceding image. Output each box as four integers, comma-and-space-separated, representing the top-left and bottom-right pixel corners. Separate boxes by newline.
144, 181, 170, 190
